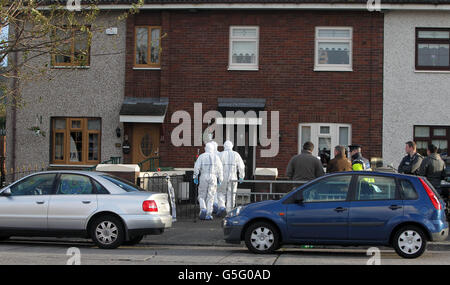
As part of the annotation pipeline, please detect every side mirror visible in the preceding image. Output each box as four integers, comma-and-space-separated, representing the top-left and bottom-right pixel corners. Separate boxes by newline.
0, 188, 11, 197
447, 177, 450, 183
294, 191, 304, 204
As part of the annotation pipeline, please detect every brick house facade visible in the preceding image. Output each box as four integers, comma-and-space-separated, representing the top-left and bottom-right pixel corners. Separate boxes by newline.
122, 9, 384, 177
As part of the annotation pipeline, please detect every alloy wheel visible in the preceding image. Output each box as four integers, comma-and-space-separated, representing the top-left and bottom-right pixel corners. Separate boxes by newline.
95, 221, 119, 245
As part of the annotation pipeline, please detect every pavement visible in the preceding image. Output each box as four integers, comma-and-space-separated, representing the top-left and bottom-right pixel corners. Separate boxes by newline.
8, 218, 450, 251
142, 218, 450, 252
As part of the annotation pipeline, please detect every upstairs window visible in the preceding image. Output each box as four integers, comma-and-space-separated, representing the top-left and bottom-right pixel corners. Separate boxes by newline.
416, 28, 450, 71
135, 26, 161, 68
315, 27, 353, 72
229, 26, 259, 71
52, 26, 90, 67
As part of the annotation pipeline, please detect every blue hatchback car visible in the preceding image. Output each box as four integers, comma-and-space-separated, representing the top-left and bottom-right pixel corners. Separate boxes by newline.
223, 171, 449, 258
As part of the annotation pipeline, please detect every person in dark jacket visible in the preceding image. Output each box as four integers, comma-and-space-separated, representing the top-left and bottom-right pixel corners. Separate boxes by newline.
327, 145, 352, 173
418, 143, 446, 192
398, 141, 423, 175
286, 141, 325, 181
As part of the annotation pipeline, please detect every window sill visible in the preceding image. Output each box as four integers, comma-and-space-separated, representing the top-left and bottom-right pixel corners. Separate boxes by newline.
51, 66, 90, 69
314, 66, 353, 72
49, 164, 97, 168
228, 66, 259, 71
133, 67, 161, 70
414, 70, 450, 74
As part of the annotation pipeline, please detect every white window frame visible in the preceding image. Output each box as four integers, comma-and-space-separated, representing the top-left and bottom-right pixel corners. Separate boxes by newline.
314, 27, 353, 72
298, 123, 352, 159
228, 26, 259, 71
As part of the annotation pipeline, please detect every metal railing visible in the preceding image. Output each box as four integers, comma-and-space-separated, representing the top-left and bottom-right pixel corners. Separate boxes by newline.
137, 173, 196, 220
135, 175, 308, 220
86, 156, 122, 171
138, 157, 174, 172
1, 164, 47, 187
230, 179, 308, 206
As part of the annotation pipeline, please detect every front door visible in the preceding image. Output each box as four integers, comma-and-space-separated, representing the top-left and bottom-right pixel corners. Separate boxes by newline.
132, 124, 160, 171
224, 124, 255, 180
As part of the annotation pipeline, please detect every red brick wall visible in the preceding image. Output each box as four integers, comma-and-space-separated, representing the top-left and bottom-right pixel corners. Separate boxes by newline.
125, 10, 384, 176
125, 12, 162, 98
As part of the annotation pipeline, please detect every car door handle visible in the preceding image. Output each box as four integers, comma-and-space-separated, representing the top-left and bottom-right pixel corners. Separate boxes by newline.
334, 207, 348, 212
389, 205, 402, 210
82, 201, 92, 204
36, 201, 45, 205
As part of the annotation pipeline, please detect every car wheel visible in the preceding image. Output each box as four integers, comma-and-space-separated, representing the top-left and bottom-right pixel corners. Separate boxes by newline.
393, 226, 427, 259
244, 222, 280, 254
123, 235, 144, 246
90, 215, 125, 249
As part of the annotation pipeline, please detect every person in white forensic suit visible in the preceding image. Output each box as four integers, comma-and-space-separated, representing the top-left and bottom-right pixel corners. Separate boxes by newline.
193, 142, 224, 220
209, 140, 220, 214
217, 140, 245, 215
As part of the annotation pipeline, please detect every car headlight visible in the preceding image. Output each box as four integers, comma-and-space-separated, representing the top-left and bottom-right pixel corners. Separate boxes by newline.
226, 206, 245, 218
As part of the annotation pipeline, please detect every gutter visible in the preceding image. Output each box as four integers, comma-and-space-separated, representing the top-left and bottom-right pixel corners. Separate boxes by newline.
37, 3, 450, 11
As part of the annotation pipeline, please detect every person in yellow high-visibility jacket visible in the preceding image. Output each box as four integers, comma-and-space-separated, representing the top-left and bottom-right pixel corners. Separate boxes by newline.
349, 144, 372, 171
349, 145, 379, 195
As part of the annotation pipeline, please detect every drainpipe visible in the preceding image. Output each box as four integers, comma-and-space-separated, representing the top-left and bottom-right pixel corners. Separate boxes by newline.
10, 29, 19, 181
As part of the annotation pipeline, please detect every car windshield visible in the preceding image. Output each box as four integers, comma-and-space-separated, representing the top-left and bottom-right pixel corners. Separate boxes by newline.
101, 175, 144, 192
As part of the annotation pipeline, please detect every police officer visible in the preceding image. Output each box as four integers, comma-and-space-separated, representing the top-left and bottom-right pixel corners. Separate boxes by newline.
349, 144, 371, 171
398, 141, 423, 175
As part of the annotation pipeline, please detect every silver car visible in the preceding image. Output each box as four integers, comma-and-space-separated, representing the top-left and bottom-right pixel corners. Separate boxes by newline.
0, 171, 172, 249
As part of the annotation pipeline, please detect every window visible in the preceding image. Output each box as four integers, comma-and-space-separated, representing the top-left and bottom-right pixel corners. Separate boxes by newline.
10, 174, 56, 196
302, 175, 351, 203
93, 180, 110, 195
101, 175, 142, 192
355, 176, 398, 201
52, 27, 90, 67
51, 118, 101, 165
315, 27, 353, 71
229, 26, 259, 70
135, 26, 161, 68
416, 28, 450, 71
414, 125, 449, 156
56, 174, 94, 195
400, 179, 419, 200
299, 123, 352, 167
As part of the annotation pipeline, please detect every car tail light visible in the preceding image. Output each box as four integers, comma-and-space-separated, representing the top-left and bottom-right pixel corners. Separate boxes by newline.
143, 200, 158, 212
419, 178, 442, 210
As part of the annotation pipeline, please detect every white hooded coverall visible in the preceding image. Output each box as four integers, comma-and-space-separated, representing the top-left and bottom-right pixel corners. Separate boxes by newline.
218, 141, 245, 213
193, 142, 224, 216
